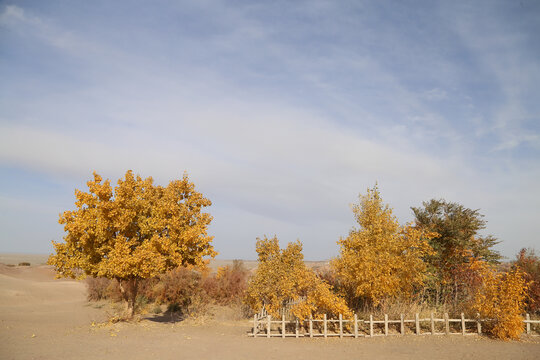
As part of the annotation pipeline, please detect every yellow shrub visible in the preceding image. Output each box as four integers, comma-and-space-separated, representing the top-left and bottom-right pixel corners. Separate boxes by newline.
472, 267, 529, 340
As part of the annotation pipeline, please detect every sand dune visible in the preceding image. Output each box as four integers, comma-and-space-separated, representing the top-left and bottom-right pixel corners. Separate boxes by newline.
1, 263, 539, 360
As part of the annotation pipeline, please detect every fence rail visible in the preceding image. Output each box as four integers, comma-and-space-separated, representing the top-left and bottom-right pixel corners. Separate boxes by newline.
251, 313, 540, 338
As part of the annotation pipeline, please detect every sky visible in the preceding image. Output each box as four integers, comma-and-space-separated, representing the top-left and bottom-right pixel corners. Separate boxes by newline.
0, 0, 539, 260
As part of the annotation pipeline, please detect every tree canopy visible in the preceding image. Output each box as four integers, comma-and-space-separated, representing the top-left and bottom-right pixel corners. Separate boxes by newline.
411, 199, 501, 304
245, 236, 351, 320
48, 170, 216, 317
332, 185, 435, 307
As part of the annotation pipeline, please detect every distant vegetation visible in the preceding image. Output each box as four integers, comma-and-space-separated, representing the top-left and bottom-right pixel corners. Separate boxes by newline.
50, 171, 539, 340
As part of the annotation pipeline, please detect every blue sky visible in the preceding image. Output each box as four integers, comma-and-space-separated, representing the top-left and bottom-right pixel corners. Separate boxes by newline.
1, 0, 539, 260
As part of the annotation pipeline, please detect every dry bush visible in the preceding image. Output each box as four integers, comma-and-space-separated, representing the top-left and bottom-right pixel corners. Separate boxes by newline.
18, 262, 31, 266
137, 277, 159, 300
86, 276, 161, 304
203, 260, 249, 305
514, 248, 540, 315
86, 277, 114, 301
86, 263, 250, 320
152, 267, 210, 316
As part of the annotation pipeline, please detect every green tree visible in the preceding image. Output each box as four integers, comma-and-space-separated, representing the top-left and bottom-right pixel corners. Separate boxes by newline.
411, 199, 501, 305
48, 170, 216, 318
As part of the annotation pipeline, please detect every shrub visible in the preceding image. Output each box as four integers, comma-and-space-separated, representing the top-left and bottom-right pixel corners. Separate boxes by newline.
152, 304, 163, 314
472, 267, 529, 340
18, 262, 31, 266
514, 248, 540, 314
152, 267, 209, 316
86, 277, 113, 301
203, 260, 249, 305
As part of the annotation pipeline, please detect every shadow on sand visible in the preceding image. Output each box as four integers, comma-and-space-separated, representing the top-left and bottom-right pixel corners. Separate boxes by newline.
144, 312, 186, 324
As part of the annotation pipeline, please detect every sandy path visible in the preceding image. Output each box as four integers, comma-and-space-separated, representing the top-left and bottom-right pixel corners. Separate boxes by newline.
1, 264, 539, 360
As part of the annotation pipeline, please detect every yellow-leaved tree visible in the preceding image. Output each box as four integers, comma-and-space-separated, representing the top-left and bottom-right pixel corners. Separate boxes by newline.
48, 170, 216, 317
332, 185, 435, 307
471, 265, 529, 340
245, 236, 351, 320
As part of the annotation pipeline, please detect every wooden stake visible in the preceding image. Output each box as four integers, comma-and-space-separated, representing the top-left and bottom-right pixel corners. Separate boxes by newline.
526, 313, 531, 335
282, 315, 285, 338
339, 314, 343, 338
324, 314, 327, 338
295, 318, 299, 338
369, 315, 374, 337
354, 314, 358, 338
400, 314, 405, 335
444, 313, 449, 335
384, 314, 388, 336
430, 312, 435, 335
415, 313, 420, 335
253, 314, 258, 337
476, 313, 481, 335
461, 313, 465, 336
309, 316, 313, 338
267, 315, 271, 338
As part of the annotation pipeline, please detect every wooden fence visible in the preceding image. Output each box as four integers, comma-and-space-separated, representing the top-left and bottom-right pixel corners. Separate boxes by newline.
251, 313, 540, 338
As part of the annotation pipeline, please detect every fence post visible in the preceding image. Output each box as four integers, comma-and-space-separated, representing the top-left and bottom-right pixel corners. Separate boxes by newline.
476, 313, 481, 335
324, 314, 327, 339
415, 313, 420, 335
339, 314, 343, 338
369, 315, 374, 337
267, 315, 271, 338
282, 315, 285, 338
526, 313, 531, 335
253, 314, 258, 337
384, 314, 388, 336
430, 312, 435, 335
461, 313, 465, 336
400, 314, 405, 335
309, 316, 313, 338
295, 318, 299, 338
444, 313, 449, 335
354, 314, 358, 338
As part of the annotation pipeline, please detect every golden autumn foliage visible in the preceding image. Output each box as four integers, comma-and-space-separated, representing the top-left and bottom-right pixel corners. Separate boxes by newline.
48, 170, 216, 317
332, 185, 435, 307
245, 236, 351, 320
471, 264, 529, 340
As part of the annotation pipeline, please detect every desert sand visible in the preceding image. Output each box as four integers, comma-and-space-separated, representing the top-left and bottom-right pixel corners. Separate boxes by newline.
1, 258, 539, 360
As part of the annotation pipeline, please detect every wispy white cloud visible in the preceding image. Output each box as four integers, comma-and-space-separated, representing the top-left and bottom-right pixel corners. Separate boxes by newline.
446, 1, 540, 152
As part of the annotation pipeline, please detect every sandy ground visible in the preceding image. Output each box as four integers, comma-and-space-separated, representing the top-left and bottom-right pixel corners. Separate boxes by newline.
1, 262, 540, 359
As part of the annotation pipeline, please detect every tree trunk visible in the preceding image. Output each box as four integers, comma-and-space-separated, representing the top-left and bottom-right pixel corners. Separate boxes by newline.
119, 278, 139, 319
